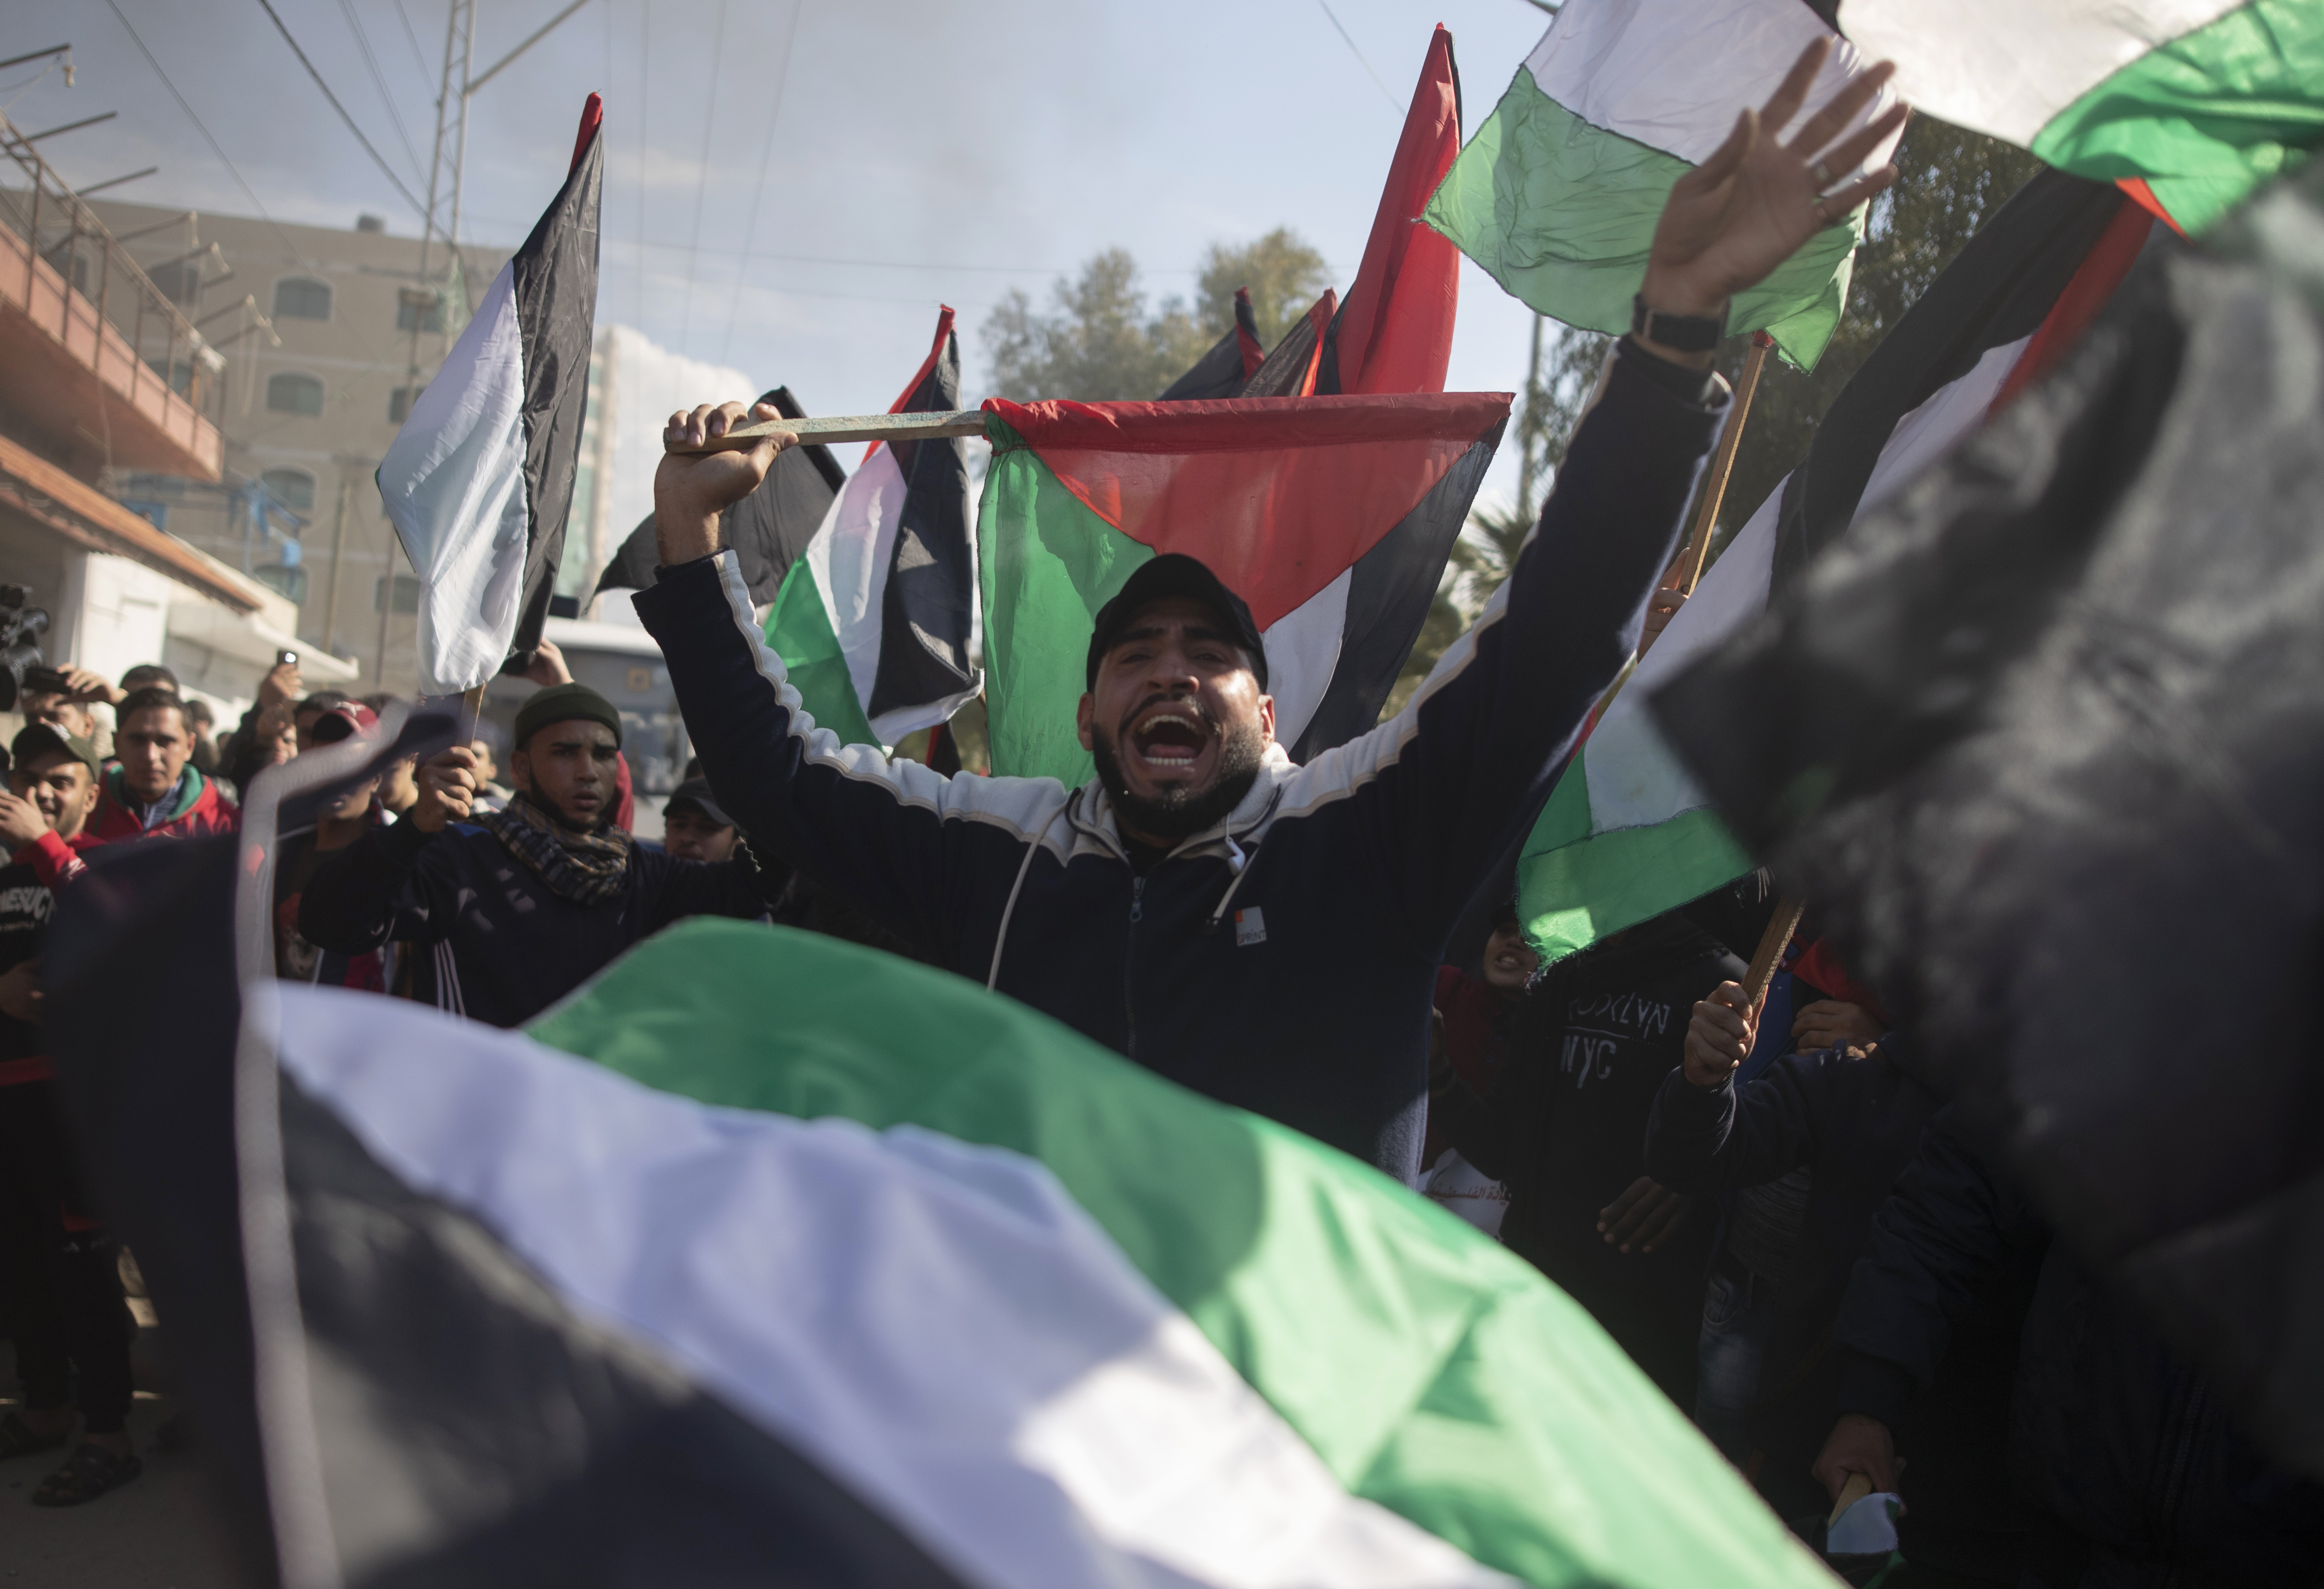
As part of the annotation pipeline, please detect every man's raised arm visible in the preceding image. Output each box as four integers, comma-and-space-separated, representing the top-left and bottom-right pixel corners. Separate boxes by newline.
635, 403, 1021, 962
1342, 40, 1905, 946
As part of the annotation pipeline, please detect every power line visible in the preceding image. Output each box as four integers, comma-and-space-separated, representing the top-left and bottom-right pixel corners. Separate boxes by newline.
252, 0, 431, 219
676, 0, 727, 356
337, 0, 429, 183
635, 0, 648, 331
390, 0, 436, 94
720, 0, 801, 365
1314, 0, 1402, 113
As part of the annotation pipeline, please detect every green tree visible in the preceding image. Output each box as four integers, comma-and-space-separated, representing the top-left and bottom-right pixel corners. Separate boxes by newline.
982, 249, 1188, 402
981, 228, 1332, 403
1194, 227, 1331, 346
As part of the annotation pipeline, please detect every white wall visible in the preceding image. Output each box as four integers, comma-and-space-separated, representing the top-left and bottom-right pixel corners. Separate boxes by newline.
589, 324, 754, 630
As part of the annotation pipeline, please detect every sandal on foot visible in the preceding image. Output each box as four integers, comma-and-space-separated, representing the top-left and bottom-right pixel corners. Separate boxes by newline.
0, 1412, 67, 1462
31, 1443, 141, 1506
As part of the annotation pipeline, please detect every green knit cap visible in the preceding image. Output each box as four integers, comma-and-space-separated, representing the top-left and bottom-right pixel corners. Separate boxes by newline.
513, 682, 623, 751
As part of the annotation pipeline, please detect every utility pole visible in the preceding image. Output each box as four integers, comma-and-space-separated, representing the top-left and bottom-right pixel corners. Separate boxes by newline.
323, 475, 353, 655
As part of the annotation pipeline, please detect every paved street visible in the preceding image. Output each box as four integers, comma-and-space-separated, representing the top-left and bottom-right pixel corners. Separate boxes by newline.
0, 1323, 245, 1587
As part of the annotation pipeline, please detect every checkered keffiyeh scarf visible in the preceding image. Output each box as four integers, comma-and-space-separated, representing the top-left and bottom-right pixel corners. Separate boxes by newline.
483, 791, 633, 905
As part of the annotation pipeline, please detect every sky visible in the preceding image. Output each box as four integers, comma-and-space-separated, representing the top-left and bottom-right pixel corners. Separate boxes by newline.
11, 0, 1556, 513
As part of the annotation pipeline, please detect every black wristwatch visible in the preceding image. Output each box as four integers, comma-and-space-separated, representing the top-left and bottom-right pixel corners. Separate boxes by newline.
1630, 294, 1728, 353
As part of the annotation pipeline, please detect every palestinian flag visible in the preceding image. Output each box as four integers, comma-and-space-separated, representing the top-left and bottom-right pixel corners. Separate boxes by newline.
1840, 0, 2324, 235
1155, 287, 1265, 401
1518, 169, 2153, 964
1423, 0, 1901, 370
1237, 288, 1337, 399
593, 385, 846, 606
761, 308, 979, 749
60, 821, 1846, 1589
978, 391, 1507, 785
1316, 24, 1463, 396
1651, 155, 2324, 1484
379, 94, 602, 695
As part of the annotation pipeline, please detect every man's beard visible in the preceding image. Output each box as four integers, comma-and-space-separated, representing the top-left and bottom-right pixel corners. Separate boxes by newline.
1091, 706, 1266, 845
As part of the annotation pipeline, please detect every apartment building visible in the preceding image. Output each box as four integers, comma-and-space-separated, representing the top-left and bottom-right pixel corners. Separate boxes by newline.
85, 195, 513, 696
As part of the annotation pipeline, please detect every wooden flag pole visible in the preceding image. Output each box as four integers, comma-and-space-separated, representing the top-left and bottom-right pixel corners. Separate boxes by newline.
1742, 893, 1806, 1010
664, 409, 985, 456
1673, 331, 1775, 598
458, 682, 486, 744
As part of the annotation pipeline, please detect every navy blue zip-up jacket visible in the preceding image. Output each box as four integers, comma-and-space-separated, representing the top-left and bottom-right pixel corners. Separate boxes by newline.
636, 347, 1728, 1181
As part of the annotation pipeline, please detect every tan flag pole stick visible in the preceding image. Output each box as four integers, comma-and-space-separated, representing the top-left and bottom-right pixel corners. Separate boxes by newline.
1742, 894, 1807, 1010
1672, 331, 1774, 598
663, 409, 986, 455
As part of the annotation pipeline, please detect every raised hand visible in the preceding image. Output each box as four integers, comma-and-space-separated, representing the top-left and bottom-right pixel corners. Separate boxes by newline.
411, 745, 479, 835
0, 788, 49, 852
653, 401, 795, 566
522, 637, 574, 688
1598, 1176, 1693, 1254
1683, 980, 1759, 1087
1641, 38, 1908, 327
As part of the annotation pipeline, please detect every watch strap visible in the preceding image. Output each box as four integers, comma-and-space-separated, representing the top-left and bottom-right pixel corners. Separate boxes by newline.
1630, 295, 1728, 353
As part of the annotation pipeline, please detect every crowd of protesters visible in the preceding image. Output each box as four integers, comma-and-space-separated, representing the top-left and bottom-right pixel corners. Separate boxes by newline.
3, 42, 2318, 1585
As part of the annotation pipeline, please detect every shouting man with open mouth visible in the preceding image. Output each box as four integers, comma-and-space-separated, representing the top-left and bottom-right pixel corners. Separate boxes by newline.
639, 43, 1905, 1180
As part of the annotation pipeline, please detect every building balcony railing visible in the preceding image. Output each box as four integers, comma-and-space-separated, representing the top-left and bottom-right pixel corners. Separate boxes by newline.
0, 111, 226, 481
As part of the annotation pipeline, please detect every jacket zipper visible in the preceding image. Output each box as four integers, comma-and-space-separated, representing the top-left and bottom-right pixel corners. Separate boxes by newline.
1124, 875, 1146, 1060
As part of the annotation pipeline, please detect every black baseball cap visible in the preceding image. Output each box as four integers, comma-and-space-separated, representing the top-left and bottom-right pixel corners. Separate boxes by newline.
10, 722, 101, 780
1084, 554, 1268, 691
662, 776, 733, 830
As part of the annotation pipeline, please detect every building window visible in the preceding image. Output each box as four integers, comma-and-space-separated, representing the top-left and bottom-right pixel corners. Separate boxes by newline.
376, 573, 422, 614
260, 468, 316, 514
396, 287, 442, 333
388, 385, 421, 424
273, 276, 332, 321
146, 260, 205, 306
266, 372, 325, 415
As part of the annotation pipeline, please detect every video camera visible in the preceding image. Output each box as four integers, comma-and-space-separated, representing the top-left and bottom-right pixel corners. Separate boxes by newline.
0, 585, 53, 712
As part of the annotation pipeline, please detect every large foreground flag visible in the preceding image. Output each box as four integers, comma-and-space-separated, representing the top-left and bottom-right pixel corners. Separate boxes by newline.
762, 308, 979, 749
1839, 0, 2324, 235
181, 907, 1845, 1585
979, 392, 1507, 785
379, 95, 603, 695
1518, 169, 2153, 964
1651, 160, 2324, 1483
593, 385, 846, 606
1424, 0, 1901, 370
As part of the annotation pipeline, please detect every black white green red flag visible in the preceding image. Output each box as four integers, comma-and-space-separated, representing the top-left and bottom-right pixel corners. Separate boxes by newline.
1516, 169, 2154, 965
211, 919, 1841, 1586
1837, 0, 2324, 235
760, 308, 979, 750
378, 95, 603, 695
1424, 1, 1901, 371
977, 392, 1507, 784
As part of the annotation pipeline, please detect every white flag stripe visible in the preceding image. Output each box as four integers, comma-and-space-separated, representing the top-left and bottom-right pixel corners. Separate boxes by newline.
1585, 334, 2034, 837
269, 988, 1514, 1589
1836, 0, 2241, 148
1260, 566, 1352, 753
1523, 0, 1903, 176
805, 442, 908, 720
377, 262, 531, 697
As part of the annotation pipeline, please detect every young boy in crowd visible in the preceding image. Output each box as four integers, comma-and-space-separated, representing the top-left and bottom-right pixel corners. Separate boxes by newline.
1419, 900, 1537, 1235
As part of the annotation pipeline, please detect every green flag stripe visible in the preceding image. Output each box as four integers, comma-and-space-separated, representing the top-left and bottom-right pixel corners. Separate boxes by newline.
1423, 69, 1863, 372
2031, 0, 2324, 234
763, 556, 880, 750
977, 414, 1154, 785
1522, 798, 1756, 964
528, 921, 1831, 1588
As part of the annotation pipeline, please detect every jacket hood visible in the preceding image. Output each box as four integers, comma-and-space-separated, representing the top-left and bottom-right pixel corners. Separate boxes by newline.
1070, 740, 1295, 865
105, 762, 213, 824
